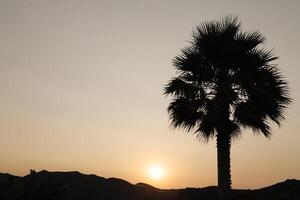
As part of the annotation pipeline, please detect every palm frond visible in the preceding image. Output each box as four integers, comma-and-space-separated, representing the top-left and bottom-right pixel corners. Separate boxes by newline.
195, 113, 216, 141
250, 65, 292, 125
235, 31, 265, 52
193, 16, 239, 42
248, 49, 278, 66
192, 16, 243, 68
172, 47, 215, 83
234, 102, 271, 137
167, 97, 204, 132
164, 77, 196, 97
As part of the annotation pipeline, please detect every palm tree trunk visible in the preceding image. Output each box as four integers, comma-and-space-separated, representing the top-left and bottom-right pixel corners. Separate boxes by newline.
216, 131, 232, 200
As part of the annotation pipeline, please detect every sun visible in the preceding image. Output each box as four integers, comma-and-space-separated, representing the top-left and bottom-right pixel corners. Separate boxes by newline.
148, 165, 165, 180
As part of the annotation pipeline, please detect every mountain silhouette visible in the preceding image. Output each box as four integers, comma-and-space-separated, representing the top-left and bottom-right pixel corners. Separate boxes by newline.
0, 170, 299, 200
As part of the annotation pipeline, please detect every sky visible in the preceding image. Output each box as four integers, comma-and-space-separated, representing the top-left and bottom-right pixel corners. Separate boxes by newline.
0, 0, 299, 189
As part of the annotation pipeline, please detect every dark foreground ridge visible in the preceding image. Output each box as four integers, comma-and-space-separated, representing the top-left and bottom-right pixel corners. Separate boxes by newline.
0, 170, 299, 200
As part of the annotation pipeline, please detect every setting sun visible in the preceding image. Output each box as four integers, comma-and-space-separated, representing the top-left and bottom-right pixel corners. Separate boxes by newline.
148, 165, 165, 180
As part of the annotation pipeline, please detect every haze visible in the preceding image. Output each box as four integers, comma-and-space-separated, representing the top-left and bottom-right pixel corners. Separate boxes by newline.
0, 0, 299, 189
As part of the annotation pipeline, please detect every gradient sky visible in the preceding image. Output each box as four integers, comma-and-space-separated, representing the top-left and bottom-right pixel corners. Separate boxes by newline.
0, 0, 299, 189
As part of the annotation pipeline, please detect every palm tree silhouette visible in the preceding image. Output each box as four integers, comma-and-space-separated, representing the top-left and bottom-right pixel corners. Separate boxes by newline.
164, 16, 291, 200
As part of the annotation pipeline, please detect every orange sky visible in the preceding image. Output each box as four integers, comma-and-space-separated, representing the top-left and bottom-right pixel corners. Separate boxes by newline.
0, 0, 299, 189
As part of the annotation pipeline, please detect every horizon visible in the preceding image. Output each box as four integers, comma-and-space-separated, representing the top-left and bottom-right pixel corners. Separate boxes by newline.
1, 0, 300, 190
3, 169, 299, 190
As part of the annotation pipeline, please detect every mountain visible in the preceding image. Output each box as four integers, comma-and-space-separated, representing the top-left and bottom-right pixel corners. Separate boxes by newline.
0, 170, 299, 200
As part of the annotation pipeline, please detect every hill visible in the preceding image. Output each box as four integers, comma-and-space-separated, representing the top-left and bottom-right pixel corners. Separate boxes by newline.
0, 170, 299, 200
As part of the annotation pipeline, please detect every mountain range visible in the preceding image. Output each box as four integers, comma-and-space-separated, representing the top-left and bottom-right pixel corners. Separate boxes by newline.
0, 170, 299, 200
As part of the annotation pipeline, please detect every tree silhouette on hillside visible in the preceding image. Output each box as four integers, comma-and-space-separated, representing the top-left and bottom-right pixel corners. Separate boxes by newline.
164, 16, 291, 200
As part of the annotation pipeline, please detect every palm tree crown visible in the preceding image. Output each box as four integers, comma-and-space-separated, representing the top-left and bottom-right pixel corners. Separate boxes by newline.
164, 16, 291, 141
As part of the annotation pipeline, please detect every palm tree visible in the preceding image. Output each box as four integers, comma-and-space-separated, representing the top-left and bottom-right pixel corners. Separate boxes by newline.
164, 16, 291, 200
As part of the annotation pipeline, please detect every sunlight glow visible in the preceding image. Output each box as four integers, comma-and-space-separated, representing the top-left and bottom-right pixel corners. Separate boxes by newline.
148, 165, 165, 180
